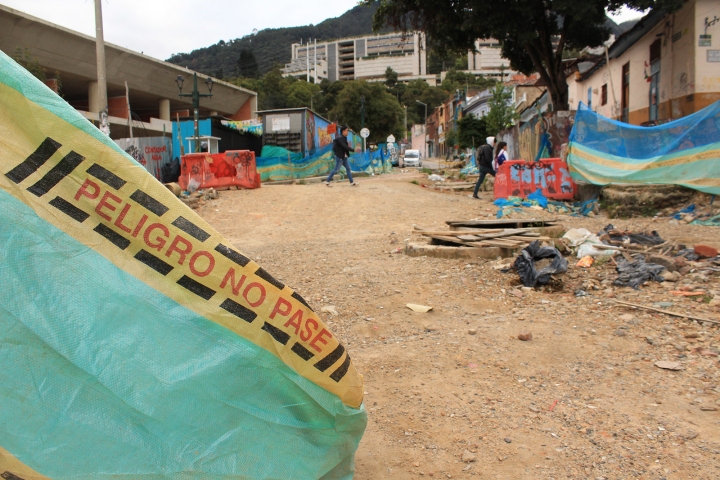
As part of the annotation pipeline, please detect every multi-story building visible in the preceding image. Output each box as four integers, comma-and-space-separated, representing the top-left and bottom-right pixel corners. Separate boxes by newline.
282, 42, 329, 82
466, 39, 517, 80
283, 32, 433, 84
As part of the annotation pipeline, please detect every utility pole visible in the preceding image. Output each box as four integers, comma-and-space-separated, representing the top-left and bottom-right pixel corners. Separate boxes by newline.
314, 39, 317, 84
125, 81, 133, 139
94, 0, 109, 136
361, 95, 365, 129
404, 105, 407, 144
306, 40, 310, 82
416, 100, 427, 159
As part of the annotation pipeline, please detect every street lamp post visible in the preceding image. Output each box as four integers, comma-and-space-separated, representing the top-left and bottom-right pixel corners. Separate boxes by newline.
176, 73, 214, 153
360, 95, 365, 152
416, 100, 427, 160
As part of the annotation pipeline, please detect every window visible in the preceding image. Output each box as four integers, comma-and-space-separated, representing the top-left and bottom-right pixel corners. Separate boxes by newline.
649, 39, 661, 63
601, 84, 608, 106
587, 87, 593, 109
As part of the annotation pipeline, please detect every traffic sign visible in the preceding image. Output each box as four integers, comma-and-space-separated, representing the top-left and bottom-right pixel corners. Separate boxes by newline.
386, 134, 395, 143
360, 128, 370, 138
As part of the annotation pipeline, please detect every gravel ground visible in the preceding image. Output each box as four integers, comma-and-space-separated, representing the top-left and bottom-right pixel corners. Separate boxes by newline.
196, 170, 720, 479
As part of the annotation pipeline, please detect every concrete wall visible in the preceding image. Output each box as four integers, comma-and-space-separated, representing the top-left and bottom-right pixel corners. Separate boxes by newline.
695, 0, 720, 109
411, 124, 426, 155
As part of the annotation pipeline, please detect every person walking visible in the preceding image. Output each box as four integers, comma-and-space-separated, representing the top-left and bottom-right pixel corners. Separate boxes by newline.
493, 141, 508, 171
325, 125, 357, 186
472, 136, 496, 199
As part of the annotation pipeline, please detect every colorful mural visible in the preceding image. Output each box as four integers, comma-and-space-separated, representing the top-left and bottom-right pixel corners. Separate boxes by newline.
305, 111, 316, 156
315, 116, 334, 149
501, 111, 576, 161
221, 119, 263, 136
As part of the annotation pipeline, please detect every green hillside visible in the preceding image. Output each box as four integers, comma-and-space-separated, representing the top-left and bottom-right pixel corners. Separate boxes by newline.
166, 3, 385, 78
166, 4, 638, 81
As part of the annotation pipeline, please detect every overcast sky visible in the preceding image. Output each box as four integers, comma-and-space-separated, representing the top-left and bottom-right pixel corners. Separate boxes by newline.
2, 1, 647, 61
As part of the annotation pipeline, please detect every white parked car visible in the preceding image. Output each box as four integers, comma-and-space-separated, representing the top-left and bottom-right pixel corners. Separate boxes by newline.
401, 149, 422, 167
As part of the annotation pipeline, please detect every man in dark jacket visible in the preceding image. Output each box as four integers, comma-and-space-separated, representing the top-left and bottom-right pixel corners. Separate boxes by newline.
325, 125, 357, 186
472, 136, 496, 199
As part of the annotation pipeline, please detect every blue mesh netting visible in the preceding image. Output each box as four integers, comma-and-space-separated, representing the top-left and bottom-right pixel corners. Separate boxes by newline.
567, 101, 720, 194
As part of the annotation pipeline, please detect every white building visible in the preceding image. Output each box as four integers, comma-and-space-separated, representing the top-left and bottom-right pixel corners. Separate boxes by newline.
283, 32, 435, 84
567, 0, 720, 124
467, 39, 517, 80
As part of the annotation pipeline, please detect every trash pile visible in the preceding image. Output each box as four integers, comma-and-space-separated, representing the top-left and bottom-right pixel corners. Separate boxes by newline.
493, 189, 599, 218
164, 181, 219, 209
668, 203, 720, 226
505, 223, 720, 307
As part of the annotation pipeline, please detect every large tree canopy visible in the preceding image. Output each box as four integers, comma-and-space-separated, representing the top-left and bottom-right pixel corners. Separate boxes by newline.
369, 0, 684, 110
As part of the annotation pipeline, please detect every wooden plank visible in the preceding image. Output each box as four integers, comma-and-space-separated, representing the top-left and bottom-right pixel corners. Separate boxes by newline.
416, 228, 538, 238
446, 219, 558, 229
504, 235, 550, 242
475, 240, 523, 247
613, 300, 720, 325
428, 235, 471, 247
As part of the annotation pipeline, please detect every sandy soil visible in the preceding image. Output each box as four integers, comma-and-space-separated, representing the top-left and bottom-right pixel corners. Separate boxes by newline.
196, 170, 720, 480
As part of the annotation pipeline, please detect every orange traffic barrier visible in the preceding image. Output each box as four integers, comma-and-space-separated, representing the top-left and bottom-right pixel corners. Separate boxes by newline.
179, 150, 261, 191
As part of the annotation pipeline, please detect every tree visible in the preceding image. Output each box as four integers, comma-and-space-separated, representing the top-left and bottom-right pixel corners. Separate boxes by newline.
237, 49, 259, 79
329, 81, 404, 143
485, 84, 518, 135
318, 79, 347, 118
384, 66, 399, 88
441, 68, 496, 94
249, 66, 297, 110
286, 81, 322, 109
369, 0, 684, 110
457, 115, 488, 149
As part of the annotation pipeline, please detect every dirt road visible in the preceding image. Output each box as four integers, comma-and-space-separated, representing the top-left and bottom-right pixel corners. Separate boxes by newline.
196, 171, 720, 479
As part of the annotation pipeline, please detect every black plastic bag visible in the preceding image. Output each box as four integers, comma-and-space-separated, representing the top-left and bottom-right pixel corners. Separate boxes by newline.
514, 241, 568, 287
675, 248, 700, 261
614, 255, 666, 289
601, 224, 665, 245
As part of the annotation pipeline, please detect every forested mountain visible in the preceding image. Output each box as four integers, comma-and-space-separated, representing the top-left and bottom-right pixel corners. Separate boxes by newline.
166, 3, 385, 79
166, 4, 640, 81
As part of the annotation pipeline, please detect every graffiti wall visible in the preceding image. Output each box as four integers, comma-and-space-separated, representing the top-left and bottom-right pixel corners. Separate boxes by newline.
305, 111, 316, 156
501, 111, 576, 161
115, 137, 172, 181
315, 116, 335, 151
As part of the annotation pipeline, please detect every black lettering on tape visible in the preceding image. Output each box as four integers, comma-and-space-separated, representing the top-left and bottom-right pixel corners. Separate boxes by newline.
177, 275, 215, 300
254, 267, 285, 290
314, 344, 345, 372
219, 298, 257, 323
329, 353, 351, 382
1, 471, 26, 480
93, 223, 130, 250
172, 216, 210, 241
262, 322, 290, 345
130, 190, 168, 216
215, 244, 250, 267
49, 196, 89, 222
6, 137, 61, 184
291, 291, 313, 310
291, 342, 315, 361
86, 163, 126, 189
134, 249, 174, 275
27, 151, 84, 197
